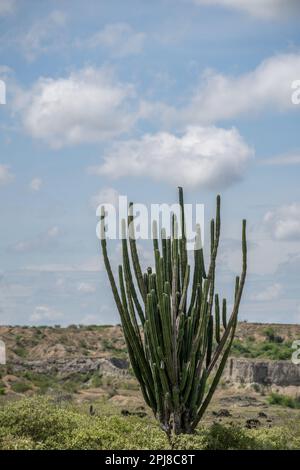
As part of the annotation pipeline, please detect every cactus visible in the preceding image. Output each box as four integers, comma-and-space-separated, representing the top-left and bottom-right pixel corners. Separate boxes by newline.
100, 188, 247, 435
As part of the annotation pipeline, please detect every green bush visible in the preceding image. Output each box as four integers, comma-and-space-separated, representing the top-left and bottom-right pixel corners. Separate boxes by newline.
231, 338, 292, 360
0, 398, 299, 450
0, 398, 168, 450
263, 327, 284, 344
268, 392, 300, 409
22, 372, 57, 394
90, 375, 103, 388
11, 382, 32, 393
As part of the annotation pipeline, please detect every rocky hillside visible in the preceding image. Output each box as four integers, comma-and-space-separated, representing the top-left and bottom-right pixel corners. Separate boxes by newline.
0, 324, 127, 361
0, 322, 299, 400
0, 322, 299, 362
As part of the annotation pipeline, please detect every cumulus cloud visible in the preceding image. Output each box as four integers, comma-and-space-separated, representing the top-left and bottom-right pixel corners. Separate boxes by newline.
30, 305, 62, 323
90, 187, 120, 210
0, 0, 15, 16
192, 0, 300, 19
89, 126, 253, 188
251, 283, 283, 301
84, 22, 146, 57
264, 203, 300, 241
77, 282, 96, 294
179, 53, 300, 125
29, 177, 42, 192
10, 226, 61, 253
15, 67, 137, 148
21, 10, 67, 61
0, 164, 14, 186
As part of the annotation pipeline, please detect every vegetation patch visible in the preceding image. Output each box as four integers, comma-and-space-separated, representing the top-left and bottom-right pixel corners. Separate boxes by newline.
11, 382, 32, 394
268, 393, 300, 409
0, 398, 299, 450
231, 338, 292, 360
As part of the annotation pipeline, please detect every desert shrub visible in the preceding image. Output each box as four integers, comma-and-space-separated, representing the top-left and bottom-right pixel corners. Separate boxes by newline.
0, 398, 168, 450
13, 346, 28, 358
171, 424, 258, 450
0, 428, 35, 450
61, 372, 95, 393
247, 426, 300, 450
11, 381, 31, 393
231, 338, 292, 360
231, 341, 251, 356
200, 424, 258, 450
263, 327, 284, 344
0, 398, 299, 450
268, 392, 300, 409
90, 375, 103, 388
0, 377, 6, 395
22, 372, 57, 394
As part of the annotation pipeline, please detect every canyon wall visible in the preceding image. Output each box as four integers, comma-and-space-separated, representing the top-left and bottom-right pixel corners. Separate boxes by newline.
6, 356, 300, 386
223, 358, 300, 386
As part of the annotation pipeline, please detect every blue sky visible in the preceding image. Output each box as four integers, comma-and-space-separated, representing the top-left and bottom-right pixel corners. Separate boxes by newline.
0, 0, 300, 325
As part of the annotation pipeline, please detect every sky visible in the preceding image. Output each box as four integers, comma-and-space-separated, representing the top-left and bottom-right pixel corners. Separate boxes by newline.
0, 0, 300, 326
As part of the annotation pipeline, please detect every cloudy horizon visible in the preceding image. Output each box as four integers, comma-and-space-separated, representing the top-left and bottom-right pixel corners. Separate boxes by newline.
0, 0, 300, 325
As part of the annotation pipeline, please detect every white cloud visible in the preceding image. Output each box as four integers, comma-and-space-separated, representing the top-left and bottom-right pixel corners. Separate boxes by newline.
179, 53, 300, 125
29, 177, 42, 192
0, 164, 14, 186
90, 187, 120, 210
85, 22, 146, 57
192, 0, 300, 19
21, 10, 67, 61
251, 283, 283, 301
15, 67, 137, 147
89, 126, 253, 188
30, 305, 62, 323
218, 230, 300, 276
263, 152, 300, 166
264, 203, 300, 241
77, 282, 96, 294
0, 0, 15, 16
11, 226, 61, 253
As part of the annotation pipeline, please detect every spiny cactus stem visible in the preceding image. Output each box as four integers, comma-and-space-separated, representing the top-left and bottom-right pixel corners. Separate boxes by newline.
207, 220, 247, 375
128, 202, 147, 302
100, 189, 247, 435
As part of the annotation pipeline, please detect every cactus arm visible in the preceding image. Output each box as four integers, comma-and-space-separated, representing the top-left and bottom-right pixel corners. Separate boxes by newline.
215, 293, 221, 343
128, 202, 147, 302
192, 316, 238, 430
187, 224, 202, 316
178, 187, 188, 304
207, 219, 247, 375
121, 219, 145, 325
100, 208, 125, 318
222, 298, 227, 329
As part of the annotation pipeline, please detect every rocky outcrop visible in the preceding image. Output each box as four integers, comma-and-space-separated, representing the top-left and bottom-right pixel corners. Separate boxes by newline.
8, 357, 129, 377
5, 356, 300, 387
223, 358, 300, 386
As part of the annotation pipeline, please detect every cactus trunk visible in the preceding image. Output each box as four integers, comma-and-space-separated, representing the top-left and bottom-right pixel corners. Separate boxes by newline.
100, 188, 247, 435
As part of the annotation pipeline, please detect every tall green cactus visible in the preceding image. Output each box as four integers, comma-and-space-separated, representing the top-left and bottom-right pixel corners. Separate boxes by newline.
100, 188, 247, 435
